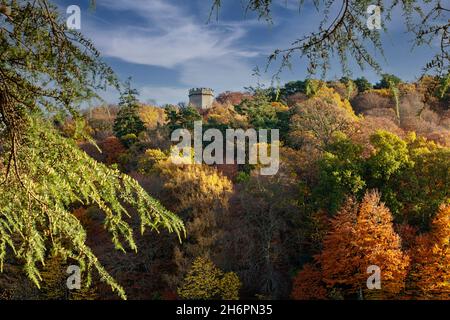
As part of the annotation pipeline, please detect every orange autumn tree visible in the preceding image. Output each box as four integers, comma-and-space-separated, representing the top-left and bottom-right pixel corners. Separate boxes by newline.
99, 136, 126, 165
408, 204, 450, 299
319, 191, 409, 299
316, 198, 359, 298
291, 263, 327, 300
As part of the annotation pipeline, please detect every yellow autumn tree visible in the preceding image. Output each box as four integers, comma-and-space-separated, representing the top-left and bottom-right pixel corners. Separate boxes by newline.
137, 148, 168, 175
40, 255, 97, 300
142, 149, 234, 288
177, 257, 241, 300
220, 272, 242, 300
314, 85, 356, 116
139, 105, 166, 130
157, 159, 233, 214
159, 158, 233, 276
270, 102, 289, 112
289, 98, 356, 149
205, 103, 248, 128
289, 84, 357, 149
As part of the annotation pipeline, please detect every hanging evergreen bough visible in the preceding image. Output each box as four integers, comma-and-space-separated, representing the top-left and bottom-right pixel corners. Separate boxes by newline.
0, 1, 185, 299
0, 115, 185, 299
211, 0, 449, 80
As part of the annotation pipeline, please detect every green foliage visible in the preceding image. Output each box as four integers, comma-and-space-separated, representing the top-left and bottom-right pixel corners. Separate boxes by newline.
392, 137, 450, 227
0, 2, 184, 299
165, 105, 202, 131
375, 74, 402, 89
236, 88, 279, 129
177, 257, 241, 300
313, 130, 449, 228
366, 131, 412, 181
121, 133, 138, 148
305, 79, 322, 97
362, 131, 413, 216
438, 74, 450, 100
314, 135, 366, 214
113, 81, 145, 139
339, 77, 355, 100
0, 116, 185, 299
281, 80, 308, 97
0, 0, 117, 135
235, 171, 251, 183
113, 108, 144, 139
353, 77, 373, 93
314, 131, 409, 215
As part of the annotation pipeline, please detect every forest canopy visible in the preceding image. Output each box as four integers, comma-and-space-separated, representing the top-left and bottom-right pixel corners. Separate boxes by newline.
0, 0, 449, 300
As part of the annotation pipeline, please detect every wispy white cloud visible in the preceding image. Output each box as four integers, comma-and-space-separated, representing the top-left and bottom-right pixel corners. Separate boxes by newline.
91, 1, 259, 67
71, 0, 436, 105
80, 0, 269, 104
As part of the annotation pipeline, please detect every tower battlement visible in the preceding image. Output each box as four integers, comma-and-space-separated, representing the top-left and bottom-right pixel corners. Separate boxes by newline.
189, 88, 214, 97
188, 88, 215, 109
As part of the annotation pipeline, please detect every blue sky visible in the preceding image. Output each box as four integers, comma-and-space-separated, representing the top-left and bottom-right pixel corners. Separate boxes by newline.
56, 0, 439, 106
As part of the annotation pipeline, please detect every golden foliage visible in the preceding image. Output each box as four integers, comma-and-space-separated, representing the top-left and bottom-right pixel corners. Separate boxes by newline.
290, 96, 356, 149
368, 88, 392, 98
139, 105, 166, 130
313, 85, 356, 117
271, 102, 289, 112
206, 103, 248, 127
177, 257, 241, 300
138, 148, 168, 174
155, 159, 233, 212
220, 272, 242, 300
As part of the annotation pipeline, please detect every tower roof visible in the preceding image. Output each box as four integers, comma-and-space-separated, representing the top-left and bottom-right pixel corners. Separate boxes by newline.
189, 88, 214, 96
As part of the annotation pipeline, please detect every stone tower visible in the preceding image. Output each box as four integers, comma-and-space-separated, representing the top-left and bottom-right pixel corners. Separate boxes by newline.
189, 88, 214, 110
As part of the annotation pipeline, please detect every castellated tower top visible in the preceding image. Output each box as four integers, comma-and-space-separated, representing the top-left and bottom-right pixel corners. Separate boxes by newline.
189, 87, 214, 96
189, 88, 214, 109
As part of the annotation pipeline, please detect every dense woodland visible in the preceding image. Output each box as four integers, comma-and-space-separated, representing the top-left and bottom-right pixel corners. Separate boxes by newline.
0, 0, 449, 300
2, 73, 449, 300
